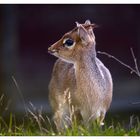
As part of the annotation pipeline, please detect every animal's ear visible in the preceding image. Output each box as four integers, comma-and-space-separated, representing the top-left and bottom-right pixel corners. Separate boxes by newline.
76, 22, 91, 46
85, 19, 91, 25
84, 20, 95, 38
85, 20, 98, 30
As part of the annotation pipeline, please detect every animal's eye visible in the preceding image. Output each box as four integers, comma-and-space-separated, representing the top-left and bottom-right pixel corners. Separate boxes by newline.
65, 39, 74, 46
63, 38, 75, 48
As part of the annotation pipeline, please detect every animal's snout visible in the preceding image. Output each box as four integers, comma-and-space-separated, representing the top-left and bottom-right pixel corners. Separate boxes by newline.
48, 46, 57, 54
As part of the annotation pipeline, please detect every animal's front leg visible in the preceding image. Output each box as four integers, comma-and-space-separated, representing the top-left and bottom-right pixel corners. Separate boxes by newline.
53, 102, 72, 132
96, 111, 105, 126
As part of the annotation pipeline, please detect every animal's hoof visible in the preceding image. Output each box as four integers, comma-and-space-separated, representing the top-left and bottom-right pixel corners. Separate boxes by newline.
100, 122, 104, 126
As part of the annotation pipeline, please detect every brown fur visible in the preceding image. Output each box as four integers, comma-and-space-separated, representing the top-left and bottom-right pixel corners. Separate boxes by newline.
48, 20, 113, 131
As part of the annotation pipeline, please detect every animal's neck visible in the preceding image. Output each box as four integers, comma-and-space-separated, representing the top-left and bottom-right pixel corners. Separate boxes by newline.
74, 53, 103, 95
75, 54, 95, 79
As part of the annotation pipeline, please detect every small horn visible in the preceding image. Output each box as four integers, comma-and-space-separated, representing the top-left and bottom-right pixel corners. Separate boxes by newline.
76, 21, 80, 27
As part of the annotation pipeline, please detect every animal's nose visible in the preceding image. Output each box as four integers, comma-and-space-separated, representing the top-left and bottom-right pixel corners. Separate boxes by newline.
48, 47, 57, 54
48, 46, 51, 51
48, 47, 53, 53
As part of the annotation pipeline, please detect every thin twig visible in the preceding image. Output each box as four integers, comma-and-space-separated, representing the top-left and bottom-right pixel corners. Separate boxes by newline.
130, 48, 140, 76
131, 102, 140, 105
97, 48, 140, 77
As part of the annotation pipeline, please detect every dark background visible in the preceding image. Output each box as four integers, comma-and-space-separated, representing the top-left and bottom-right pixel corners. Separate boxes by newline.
0, 4, 140, 117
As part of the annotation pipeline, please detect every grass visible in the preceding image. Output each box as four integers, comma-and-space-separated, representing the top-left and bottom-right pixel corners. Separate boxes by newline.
0, 91, 140, 136
0, 111, 140, 136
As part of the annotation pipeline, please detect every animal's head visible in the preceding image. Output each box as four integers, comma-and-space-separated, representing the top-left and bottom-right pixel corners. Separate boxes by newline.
48, 20, 97, 63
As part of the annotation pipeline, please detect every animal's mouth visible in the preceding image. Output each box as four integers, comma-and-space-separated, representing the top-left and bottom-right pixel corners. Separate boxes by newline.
48, 48, 58, 54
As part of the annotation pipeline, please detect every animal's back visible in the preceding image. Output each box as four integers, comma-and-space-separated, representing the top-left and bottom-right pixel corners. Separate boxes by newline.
96, 58, 113, 110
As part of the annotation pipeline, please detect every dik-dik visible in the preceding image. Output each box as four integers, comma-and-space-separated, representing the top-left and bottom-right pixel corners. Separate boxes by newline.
48, 20, 113, 131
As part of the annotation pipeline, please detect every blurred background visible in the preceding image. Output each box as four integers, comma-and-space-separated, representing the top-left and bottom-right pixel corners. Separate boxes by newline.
0, 4, 140, 118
